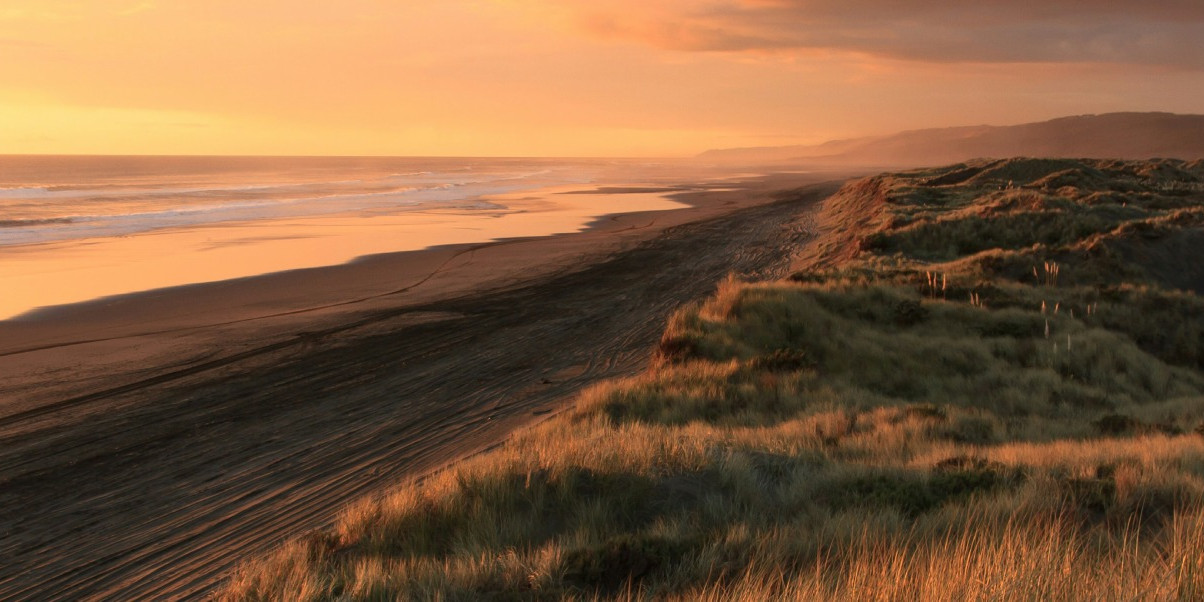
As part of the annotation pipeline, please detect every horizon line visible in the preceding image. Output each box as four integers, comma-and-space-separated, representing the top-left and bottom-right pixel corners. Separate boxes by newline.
0, 152, 695, 160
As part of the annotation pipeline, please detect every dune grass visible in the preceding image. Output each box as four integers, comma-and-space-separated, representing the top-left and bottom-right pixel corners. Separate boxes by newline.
219, 158, 1204, 600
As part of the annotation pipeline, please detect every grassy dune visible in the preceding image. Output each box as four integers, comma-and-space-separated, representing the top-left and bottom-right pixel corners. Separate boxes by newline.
220, 159, 1204, 600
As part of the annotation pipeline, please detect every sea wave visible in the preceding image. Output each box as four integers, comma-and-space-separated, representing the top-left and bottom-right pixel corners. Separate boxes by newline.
1, 187, 430, 228
0, 179, 370, 202
0, 217, 75, 228
0, 158, 594, 248
0, 186, 51, 199
0, 181, 526, 247
0, 170, 537, 205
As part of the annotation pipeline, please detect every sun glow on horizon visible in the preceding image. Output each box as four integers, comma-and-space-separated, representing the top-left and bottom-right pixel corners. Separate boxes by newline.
2, 1, 1203, 156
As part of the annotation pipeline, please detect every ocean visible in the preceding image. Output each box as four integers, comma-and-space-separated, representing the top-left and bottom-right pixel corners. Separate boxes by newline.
0, 156, 628, 247
0, 156, 697, 319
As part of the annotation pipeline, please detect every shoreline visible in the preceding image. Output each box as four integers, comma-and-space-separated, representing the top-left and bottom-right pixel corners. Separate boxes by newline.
0, 173, 848, 600
0, 174, 830, 411
0, 182, 693, 322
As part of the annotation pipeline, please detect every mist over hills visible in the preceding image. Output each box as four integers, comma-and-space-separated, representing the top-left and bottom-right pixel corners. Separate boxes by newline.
699, 112, 1204, 167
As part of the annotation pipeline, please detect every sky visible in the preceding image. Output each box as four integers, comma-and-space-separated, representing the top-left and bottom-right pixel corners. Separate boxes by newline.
2, 0, 1203, 157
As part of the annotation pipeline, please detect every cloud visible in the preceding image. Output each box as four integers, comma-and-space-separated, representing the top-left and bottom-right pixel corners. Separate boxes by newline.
547, 0, 1204, 68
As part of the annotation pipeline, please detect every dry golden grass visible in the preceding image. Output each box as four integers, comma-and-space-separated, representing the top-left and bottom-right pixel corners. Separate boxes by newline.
218, 159, 1204, 601
669, 510, 1204, 601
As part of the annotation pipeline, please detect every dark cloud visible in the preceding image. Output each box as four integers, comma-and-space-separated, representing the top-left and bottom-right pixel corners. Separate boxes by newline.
571, 0, 1204, 68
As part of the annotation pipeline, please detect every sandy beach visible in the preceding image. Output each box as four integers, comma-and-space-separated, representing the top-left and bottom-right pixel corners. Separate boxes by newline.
0, 184, 692, 320
0, 173, 846, 600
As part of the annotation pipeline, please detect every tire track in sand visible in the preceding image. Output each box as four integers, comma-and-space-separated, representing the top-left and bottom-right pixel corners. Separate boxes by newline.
0, 182, 838, 600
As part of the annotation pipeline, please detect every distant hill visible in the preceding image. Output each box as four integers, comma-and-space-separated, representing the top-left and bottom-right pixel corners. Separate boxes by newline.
698, 112, 1204, 167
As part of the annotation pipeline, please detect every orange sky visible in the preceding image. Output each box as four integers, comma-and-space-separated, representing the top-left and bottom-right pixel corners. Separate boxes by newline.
2, 0, 1203, 157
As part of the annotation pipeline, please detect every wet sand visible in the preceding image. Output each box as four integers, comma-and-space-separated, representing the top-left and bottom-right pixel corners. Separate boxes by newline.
0, 174, 847, 600
0, 186, 689, 320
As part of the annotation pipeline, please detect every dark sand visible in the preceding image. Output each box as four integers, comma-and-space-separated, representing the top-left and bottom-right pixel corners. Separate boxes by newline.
0, 174, 846, 600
